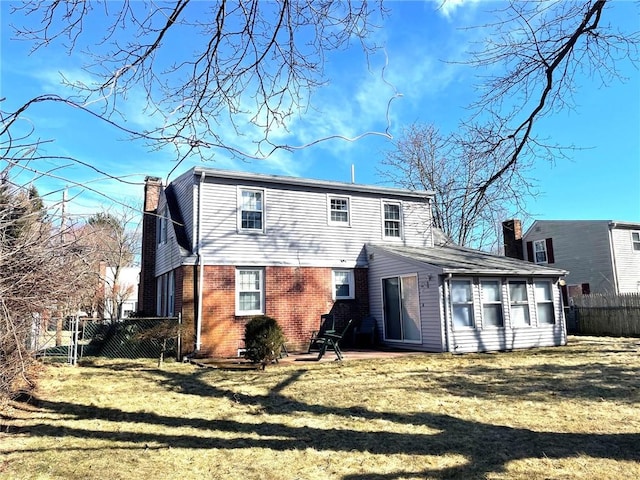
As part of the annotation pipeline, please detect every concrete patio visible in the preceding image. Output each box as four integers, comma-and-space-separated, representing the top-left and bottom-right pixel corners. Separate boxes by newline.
191, 347, 425, 369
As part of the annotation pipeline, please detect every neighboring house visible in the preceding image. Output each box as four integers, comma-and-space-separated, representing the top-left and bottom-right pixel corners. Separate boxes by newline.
139, 168, 568, 358
103, 265, 140, 320
504, 219, 640, 298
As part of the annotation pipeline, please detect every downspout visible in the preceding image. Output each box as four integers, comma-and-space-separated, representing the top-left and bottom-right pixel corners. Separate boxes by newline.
196, 171, 206, 351
443, 273, 453, 353
607, 222, 620, 293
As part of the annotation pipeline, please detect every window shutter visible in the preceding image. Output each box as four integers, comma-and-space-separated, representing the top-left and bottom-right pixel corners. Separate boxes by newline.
560, 284, 569, 307
545, 238, 555, 264
526, 241, 534, 263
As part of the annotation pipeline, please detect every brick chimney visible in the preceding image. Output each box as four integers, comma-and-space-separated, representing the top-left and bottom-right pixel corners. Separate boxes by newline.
502, 219, 524, 259
138, 176, 162, 314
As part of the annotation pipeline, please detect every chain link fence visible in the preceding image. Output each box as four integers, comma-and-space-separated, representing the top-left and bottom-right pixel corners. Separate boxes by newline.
33, 316, 180, 364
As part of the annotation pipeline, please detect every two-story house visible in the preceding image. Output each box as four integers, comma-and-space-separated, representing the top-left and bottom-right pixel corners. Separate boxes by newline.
139, 168, 568, 358
505, 219, 640, 298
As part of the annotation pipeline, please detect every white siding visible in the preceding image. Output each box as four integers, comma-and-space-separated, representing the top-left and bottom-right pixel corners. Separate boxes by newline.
367, 246, 445, 352
611, 227, 640, 293
446, 277, 566, 353
196, 179, 432, 268
524, 220, 615, 294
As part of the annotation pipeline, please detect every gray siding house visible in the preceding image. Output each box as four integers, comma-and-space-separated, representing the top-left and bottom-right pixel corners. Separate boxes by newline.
139, 167, 568, 358
520, 220, 640, 297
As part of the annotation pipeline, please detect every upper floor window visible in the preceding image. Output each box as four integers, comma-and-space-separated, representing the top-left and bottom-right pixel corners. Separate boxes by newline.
383, 202, 402, 238
533, 240, 547, 263
481, 280, 504, 327
157, 206, 168, 244
451, 279, 474, 328
527, 238, 554, 264
332, 269, 355, 299
534, 281, 555, 324
239, 188, 264, 233
509, 280, 531, 327
632, 232, 640, 251
236, 268, 264, 315
328, 195, 350, 226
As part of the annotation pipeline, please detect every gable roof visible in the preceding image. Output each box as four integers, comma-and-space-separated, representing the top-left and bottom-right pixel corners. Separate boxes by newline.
164, 183, 192, 256
189, 166, 434, 200
368, 243, 568, 276
524, 219, 640, 237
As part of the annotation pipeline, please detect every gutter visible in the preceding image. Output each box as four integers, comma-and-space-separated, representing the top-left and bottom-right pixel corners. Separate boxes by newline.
196, 171, 205, 351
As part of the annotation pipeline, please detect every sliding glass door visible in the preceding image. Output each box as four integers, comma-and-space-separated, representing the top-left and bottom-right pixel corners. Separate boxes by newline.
383, 275, 421, 343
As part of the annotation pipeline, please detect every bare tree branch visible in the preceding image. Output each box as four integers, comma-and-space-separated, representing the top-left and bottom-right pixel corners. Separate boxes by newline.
380, 123, 536, 250
462, 0, 638, 209
10, 1, 393, 159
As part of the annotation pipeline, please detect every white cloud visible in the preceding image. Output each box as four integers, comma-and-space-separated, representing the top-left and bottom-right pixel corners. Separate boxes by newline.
429, 0, 484, 19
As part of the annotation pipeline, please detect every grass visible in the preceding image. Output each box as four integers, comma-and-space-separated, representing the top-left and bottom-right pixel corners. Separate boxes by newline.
1, 335, 639, 480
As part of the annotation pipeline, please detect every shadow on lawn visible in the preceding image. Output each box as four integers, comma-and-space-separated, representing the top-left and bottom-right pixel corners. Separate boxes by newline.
420, 361, 640, 403
7, 365, 640, 480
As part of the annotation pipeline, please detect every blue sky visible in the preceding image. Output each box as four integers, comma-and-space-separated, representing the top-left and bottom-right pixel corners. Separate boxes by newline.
1, 0, 639, 228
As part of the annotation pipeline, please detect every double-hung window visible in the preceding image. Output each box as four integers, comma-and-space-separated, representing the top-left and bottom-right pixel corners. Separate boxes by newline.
239, 188, 264, 232
156, 271, 175, 317
451, 280, 474, 328
332, 269, 355, 299
509, 280, 531, 326
535, 281, 555, 324
481, 280, 504, 327
157, 206, 168, 244
328, 195, 350, 226
632, 232, 640, 251
533, 240, 547, 264
383, 202, 402, 238
236, 268, 264, 315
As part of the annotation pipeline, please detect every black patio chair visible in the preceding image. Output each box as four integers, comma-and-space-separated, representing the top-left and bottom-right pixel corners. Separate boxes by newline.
352, 315, 376, 347
308, 314, 335, 353
316, 319, 353, 361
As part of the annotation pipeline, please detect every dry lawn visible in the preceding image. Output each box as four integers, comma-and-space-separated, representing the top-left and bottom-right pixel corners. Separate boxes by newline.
1, 336, 639, 480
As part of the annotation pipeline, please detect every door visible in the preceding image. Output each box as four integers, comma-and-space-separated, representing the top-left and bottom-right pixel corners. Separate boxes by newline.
383, 275, 421, 343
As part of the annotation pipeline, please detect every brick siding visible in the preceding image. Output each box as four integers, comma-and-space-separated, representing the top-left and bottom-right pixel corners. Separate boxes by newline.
190, 265, 369, 357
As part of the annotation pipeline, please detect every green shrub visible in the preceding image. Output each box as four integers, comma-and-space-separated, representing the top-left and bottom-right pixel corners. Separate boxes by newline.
243, 316, 285, 366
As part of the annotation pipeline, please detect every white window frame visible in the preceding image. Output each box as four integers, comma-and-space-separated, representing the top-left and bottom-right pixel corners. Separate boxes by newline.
533, 239, 548, 264
632, 231, 640, 252
534, 280, 555, 325
237, 187, 265, 234
235, 267, 265, 316
382, 201, 403, 239
327, 195, 351, 226
480, 279, 504, 328
450, 279, 475, 329
381, 274, 422, 344
332, 269, 355, 300
508, 280, 531, 327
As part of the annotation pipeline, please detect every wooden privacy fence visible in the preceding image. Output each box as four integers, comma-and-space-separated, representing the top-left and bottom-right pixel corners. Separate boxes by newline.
572, 293, 640, 337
